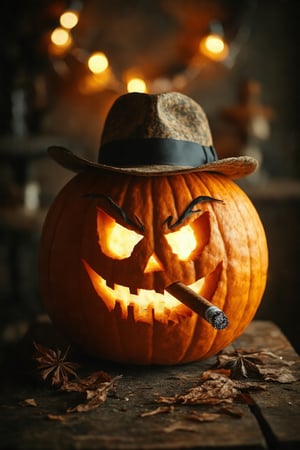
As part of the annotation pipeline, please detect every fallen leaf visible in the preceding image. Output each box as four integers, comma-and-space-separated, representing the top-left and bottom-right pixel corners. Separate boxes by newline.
47, 414, 66, 422
33, 342, 79, 387
163, 421, 200, 433
158, 371, 238, 406
217, 348, 299, 383
66, 375, 122, 413
230, 377, 266, 390
140, 405, 174, 417
216, 351, 262, 379
186, 411, 221, 422
20, 398, 37, 407
216, 405, 244, 418
61, 371, 112, 393
259, 366, 298, 383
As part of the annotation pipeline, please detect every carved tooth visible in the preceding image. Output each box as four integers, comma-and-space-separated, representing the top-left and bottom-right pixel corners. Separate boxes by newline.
156, 286, 165, 295
129, 286, 138, 295
105, 279, 115, 290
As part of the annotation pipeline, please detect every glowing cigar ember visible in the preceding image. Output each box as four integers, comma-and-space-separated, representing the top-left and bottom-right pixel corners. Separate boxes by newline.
166, 282, 229, 330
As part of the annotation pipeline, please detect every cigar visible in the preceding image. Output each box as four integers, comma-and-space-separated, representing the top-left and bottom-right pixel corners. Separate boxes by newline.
166, 282, 229, 330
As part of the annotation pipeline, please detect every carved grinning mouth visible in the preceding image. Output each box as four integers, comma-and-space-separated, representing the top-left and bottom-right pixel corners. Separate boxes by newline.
82, 259, 221, 322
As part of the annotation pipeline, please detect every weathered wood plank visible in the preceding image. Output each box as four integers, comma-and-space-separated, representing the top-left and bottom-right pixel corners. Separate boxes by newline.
0, 320, 299, 450
232, 321, 300, 450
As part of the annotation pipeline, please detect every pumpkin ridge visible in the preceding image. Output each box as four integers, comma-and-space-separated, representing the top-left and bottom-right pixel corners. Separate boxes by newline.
79, 176, 121, 352
181, 173, 223, 359
211, 175, 252, 345
229, 180, 268, 318
113, 172, 132, 209
46, 174, 103, 344
39, 174, 84, 312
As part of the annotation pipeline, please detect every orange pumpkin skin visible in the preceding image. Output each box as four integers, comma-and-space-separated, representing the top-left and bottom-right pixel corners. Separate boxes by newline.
39, 170, 268, 365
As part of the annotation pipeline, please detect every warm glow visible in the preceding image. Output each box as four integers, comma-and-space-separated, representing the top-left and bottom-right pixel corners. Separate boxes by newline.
206, 35, 225, 53
83, 259, 206, 320
88, 52, 109, 74
199, 34, 229, 61
102, 221, 143, 259
79, 70, 112, 94
50, 27, 72, 47
165, 224, 197, 260
60, 11, 79, 29
127, 78, 147, 93
144, 254, 163, 273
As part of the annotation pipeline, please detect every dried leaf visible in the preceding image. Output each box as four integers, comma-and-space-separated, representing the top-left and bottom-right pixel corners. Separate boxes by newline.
140, 406, 174, 417
201, 368, 231, 379
20, 398, 37, 407
186, 411, 221, 422
217, 351, 262, 379
217, 405, 244, 418
242, 350, 296, 366
217, 348, 299, 383
66, 375, 122, 413
259, 366, 298, 383
163, 421, 200, 433
33, 342, 79, 387
60, 371, 112, 393
47, 414, 66, 422
158, 370, 238, 406
231, 380, 267, 391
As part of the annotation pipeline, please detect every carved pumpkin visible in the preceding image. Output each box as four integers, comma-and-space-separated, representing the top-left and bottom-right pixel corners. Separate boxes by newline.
39, 92, 268, 365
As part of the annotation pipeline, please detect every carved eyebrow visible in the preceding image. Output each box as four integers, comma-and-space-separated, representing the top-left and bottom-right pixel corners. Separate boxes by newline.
165, 195, 224, 229
83, 193, 144, 232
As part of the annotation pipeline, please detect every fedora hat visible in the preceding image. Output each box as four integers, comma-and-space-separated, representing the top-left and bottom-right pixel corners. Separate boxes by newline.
48, 91, 257, 179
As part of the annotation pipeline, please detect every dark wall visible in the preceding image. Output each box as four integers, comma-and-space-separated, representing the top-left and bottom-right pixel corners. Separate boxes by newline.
1, 0, 299, 352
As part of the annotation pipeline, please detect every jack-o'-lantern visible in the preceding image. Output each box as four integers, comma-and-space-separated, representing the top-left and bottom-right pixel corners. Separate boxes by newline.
39, 92, 268, 365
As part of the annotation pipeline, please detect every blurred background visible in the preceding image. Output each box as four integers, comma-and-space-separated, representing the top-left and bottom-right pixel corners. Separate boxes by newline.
0, 0, 299, 352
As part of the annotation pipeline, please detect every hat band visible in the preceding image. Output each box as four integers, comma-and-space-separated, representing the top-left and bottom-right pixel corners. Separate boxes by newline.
98, 138, 218, 167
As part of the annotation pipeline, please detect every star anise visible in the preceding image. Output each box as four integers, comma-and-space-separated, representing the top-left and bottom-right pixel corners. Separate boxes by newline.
33, 342, 80, 387
216, 350, 263, 380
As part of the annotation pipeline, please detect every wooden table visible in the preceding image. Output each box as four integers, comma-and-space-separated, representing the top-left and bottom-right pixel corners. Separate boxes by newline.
0, 320, 299, 449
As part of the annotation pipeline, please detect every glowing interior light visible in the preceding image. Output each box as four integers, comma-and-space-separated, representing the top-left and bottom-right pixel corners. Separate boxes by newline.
88, 52, 109, 74
51, 27, 72, 46
144, 254, 163, 273
83, 259, 208, 321
127, 78, 147, 93
60, 11, 79, 29
165, 225, 197, 260
104, 221, 143, 259
199, 34, 229, 61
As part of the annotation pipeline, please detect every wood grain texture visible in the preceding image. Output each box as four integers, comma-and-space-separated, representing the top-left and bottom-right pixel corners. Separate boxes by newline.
0, 320, 299, 449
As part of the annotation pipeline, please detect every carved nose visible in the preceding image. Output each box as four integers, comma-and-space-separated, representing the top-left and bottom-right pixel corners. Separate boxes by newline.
144, 253, 163, 273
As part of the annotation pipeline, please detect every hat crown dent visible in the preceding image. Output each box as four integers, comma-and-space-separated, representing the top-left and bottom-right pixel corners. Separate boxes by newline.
47, 91, 258, 179
100, 92, 213, 147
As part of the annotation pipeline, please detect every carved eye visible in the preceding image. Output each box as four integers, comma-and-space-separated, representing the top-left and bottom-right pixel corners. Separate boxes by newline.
165, 224, 197, 260
97, 208, 143, 259
165, 212, 210, 260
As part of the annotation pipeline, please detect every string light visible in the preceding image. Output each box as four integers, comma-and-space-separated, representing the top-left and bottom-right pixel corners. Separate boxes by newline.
127, 77, 147, 93
199, 20, 229, 62
88, 52, 109, 74
48, 5, 255, 94
50, 27, 72, 47
199, 34, 229, 61
60, 11, 79, 29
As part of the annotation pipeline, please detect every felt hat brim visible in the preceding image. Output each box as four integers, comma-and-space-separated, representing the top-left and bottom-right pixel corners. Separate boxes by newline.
48, 146, 258, 179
